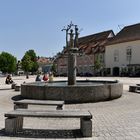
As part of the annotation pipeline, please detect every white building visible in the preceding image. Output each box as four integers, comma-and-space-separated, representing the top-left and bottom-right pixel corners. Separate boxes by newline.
105, 23, 140, 76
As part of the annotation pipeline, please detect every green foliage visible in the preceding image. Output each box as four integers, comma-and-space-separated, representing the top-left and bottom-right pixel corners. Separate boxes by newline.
0, 52, 17, 73
94, 55, 103, 76
26, 50, 37, 62
94, 58, 101, 71
21, 53, 33, 72
31, 62, 39, 73
51, 64, 57, 74
27, 50, 39, 72
21, 49, 39, 73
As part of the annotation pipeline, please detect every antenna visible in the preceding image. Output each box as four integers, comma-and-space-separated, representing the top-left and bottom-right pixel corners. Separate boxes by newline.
118, 24, 124, 30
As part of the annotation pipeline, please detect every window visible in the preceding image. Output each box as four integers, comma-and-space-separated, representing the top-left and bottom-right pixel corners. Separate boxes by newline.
114, 50, 119, 62
126, 46, 132, 62
99, 53, 104, 63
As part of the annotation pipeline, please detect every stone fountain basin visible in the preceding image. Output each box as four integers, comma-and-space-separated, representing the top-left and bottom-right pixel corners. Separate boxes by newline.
21, 80, 123, 103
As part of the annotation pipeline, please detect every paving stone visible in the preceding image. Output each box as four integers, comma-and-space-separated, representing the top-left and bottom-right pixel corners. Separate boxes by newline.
1, 76, 140, 139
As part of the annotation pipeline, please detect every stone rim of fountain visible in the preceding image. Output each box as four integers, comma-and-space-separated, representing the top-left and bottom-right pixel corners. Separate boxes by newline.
21, 79, 123, 104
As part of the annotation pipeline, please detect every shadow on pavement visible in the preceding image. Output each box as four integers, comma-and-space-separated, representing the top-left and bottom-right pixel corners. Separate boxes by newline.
11, 95, 24, 101
0, 128, 82, 138
0, 88, 12, 90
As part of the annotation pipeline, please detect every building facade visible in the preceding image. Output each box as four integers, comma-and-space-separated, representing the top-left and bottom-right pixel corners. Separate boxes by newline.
54, 30, 114, 76
37, 57, 53, 74
105, 23, 140, 76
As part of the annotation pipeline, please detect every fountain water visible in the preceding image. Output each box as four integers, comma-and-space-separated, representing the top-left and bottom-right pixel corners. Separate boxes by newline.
21, 23, 123, 103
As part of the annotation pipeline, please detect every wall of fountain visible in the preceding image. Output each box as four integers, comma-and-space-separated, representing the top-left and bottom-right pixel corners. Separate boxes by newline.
21, 80, 123, 104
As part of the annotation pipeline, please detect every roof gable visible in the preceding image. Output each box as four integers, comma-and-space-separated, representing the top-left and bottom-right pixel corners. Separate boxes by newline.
55, 30, 115, 59
79, 30, 114, 45
108, 23, 140, 45
78, 30, 114, 54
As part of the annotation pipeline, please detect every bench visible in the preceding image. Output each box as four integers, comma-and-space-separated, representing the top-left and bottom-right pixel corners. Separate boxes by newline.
136, 84, 140, 86
5, 109, 92, 137
14, 99, 64, 110
15, 85, 21, 91
11, 83, 16, 89
129, 85, 140, 92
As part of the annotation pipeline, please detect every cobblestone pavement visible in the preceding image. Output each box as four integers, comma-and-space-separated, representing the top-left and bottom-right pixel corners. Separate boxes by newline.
0, 76, 140, 139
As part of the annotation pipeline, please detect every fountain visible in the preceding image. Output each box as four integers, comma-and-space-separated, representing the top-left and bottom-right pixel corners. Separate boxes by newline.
21, 23, 123, 103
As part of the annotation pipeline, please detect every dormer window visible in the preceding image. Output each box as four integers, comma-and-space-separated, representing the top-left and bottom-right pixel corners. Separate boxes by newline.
108, 32, 114, 38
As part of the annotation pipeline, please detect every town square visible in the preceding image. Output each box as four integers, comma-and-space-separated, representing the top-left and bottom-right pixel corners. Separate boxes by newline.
1, 0, 140, 139
0, 76, 140, 139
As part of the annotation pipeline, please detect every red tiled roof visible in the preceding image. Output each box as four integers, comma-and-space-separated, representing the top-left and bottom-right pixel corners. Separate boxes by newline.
54, 30, 114, 61
79, 30, 114, 45
78, 30, 114, 54
37, 57, 51, 64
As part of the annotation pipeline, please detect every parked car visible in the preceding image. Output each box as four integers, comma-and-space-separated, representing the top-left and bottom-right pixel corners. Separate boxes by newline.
84, 72, 93, 77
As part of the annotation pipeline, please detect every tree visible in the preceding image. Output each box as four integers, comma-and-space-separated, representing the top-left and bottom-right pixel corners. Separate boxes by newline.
26, 50, 39, 73
51, 63, 57, 75
94, 56, 102, 76
21, 53, 33, 78
26, 50, 37, 61
0, 52, 17, 73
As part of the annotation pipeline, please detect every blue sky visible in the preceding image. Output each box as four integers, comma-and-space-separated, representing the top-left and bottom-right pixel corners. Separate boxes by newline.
0, 0, 140, 60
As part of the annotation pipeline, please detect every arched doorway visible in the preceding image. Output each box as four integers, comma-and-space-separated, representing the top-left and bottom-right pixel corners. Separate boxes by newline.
113, 67, 120, 76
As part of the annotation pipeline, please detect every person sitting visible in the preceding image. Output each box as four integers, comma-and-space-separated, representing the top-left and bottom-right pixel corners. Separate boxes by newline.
35, 74, 42, 81
49, 72, 54, 82
5, 75, 13, 84
43, 73, 48, 81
